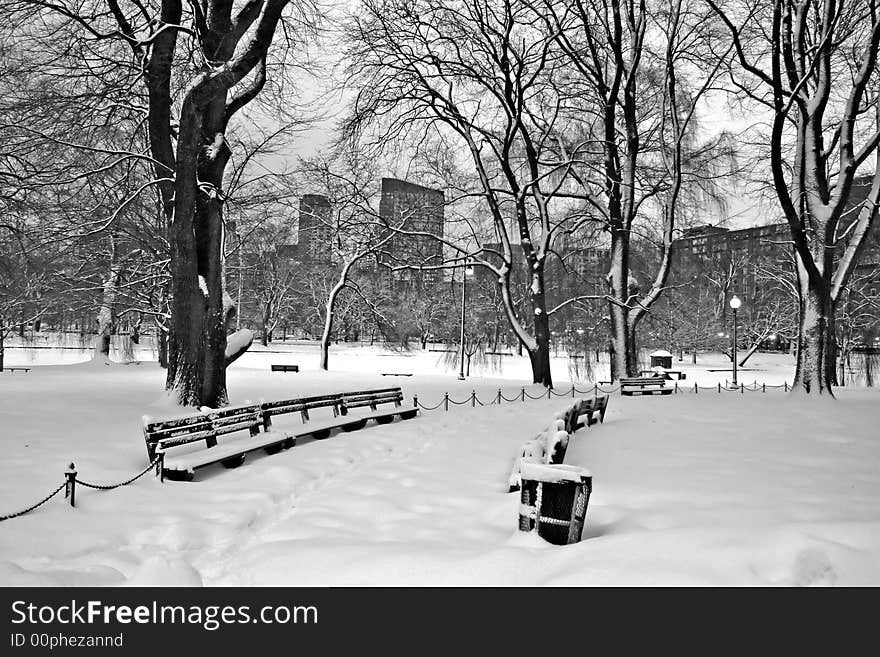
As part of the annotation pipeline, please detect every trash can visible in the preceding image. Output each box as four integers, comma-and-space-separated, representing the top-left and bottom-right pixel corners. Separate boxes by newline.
518, 462, 592, 545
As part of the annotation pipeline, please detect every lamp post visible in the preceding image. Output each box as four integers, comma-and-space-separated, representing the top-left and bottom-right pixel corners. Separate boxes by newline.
729, 295, 741, 386
458, 264, 473, 380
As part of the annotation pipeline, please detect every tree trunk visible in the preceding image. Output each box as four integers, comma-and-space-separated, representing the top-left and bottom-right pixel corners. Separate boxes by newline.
607, 230, 639, 380
739, 343, 760, 367
320, 278, 346, 371
157, 328, 169, 369
528, 271, 553, 388
261, 305, 269, 347
130, 317, 140, 344
527, 341, 552, 387
609, 311, 638, 380
94, 247, 120, 362
165, 92, 231, 408
792, 275, 836, 395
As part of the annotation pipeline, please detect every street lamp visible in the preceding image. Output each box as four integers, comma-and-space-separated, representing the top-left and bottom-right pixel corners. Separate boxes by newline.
729, 295, 742, 386
458, 263, 474, 380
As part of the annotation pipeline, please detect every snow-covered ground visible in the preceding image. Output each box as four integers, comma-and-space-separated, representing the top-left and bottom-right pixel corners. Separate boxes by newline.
1, 344, 878, 586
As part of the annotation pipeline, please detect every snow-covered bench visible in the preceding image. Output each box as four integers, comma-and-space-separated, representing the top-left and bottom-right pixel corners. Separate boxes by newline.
509, 397, 608, 492
339, 387, 419, 426
620, 377, 672, 396
580, 395, 608, 426
143, 404, 295, 481
270, 364, 299, 373
562, 396, 609, 432
261, 393, 352, 440
260, 387, 418, 440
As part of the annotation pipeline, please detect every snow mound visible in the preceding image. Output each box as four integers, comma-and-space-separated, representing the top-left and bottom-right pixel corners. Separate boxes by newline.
124, 555, 203, 587
791, 548, 836, 587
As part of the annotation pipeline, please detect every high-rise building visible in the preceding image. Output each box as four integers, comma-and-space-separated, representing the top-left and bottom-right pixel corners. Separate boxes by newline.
298, 194, 333, 263
377, 178, 444, 283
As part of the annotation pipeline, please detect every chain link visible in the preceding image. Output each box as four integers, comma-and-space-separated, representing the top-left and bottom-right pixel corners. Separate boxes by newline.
75, 457, 161, 490
0, 483, 66, 522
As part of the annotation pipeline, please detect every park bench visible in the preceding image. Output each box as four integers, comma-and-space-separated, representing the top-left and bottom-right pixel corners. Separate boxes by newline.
143, 404, 294, 481
260, 393, 352, 440
270, 364, 299, 373
561, 396, 609, 433
2, 367, 31, 373
620, 377, 672, 396
640, 369, 686, 380
381, 372, 413, 377
260, 387, 418, 440
577, 395, 608, 427
339, 387, 419, 427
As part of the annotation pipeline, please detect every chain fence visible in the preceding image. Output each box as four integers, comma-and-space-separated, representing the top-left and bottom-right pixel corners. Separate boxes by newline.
412, 379, 791, 412
0, 455, 164, 523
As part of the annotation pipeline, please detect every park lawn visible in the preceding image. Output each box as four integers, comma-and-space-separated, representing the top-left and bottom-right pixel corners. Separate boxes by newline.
0, 355, 878, 586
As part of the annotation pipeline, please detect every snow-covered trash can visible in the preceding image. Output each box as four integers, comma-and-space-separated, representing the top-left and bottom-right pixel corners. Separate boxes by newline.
518, 463, 592, 545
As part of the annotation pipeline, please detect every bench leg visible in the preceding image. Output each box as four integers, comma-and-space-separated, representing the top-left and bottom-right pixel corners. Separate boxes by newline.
164, 469, 195, 482
221, 454, 246, 469
264, 443, 283, 455
374, 415, 395, 425
341, 419, 368, 432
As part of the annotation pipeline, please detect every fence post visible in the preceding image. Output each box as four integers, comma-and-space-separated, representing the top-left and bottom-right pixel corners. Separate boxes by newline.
740, 383, 744, 394
413, 395, 419, 409
674, 382, 679, 394
471, 390, 476, 407
547, 387, 551, 400
717, 382, 721, 393
64, 463, 77, 508
571, 384, 575, 398
444, 392, 449, 411
593, 382, 598, 397
694, 382, 698, 394
784, 381, 788, 392
521, 387, 525, 402
158, 452, 165, 483
497, 389, 502, 404
762, 383, 766, 393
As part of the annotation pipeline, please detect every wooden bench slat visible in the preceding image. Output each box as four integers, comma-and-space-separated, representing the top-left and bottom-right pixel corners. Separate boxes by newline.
162, 430, 292, 473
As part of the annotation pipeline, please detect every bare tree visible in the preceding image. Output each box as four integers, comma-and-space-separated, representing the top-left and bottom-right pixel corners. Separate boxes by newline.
345, 0, 602, 387
710, 0, 880, 395
13, 0, 319, 406
534, 0, 736, 379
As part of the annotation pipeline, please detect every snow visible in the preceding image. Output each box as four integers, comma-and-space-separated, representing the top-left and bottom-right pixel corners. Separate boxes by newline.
650, 350, 674, 357
1, 343, 879, 586
225, 329, 254, 360
520, 462, 591, 483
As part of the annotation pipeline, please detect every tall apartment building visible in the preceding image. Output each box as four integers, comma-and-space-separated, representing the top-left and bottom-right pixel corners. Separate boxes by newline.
377, 178, 445, 284
297, 194, 333, 263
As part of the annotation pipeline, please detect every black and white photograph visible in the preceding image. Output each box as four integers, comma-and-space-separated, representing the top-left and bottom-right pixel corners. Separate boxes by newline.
1, 0, 879, 595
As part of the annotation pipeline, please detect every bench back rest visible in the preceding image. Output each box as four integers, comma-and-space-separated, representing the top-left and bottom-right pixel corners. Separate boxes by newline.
143, 404, 262, 460
340, 387, 403, 413
260, 394, 343, 428
562, 403, 581, 434
620, 378, 666, 385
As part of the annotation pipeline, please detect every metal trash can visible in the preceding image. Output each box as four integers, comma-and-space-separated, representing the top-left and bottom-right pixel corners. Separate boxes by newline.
518, 463, 592, 545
